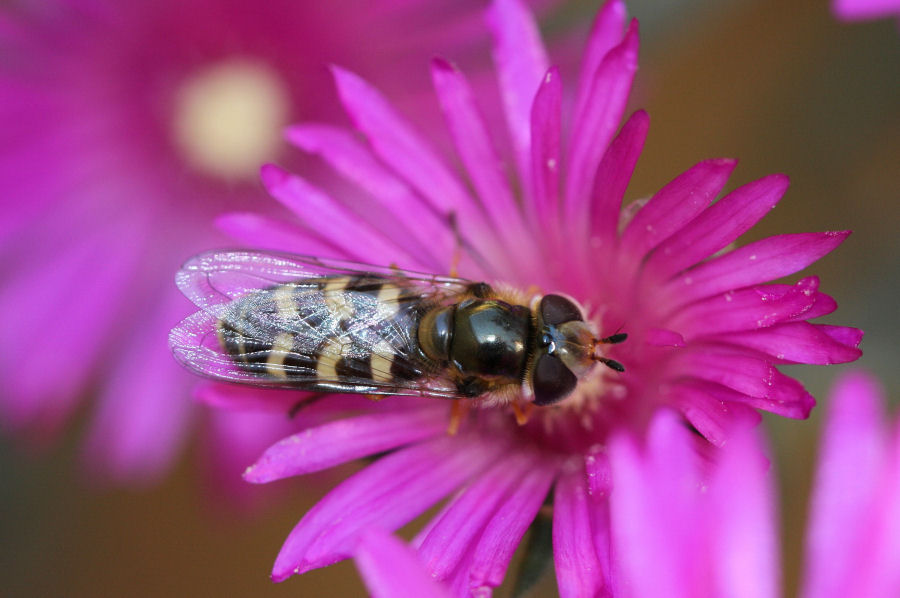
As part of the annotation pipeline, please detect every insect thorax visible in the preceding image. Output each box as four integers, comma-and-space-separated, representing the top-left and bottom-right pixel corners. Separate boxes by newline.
418, 298, 533, 396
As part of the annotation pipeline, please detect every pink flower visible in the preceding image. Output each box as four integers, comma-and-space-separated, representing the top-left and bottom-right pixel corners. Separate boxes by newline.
612, 371, 900, 598
182, 0, 861, 590
832, 0, 900, 22
0, 0, 493, 486
352, 372, 899, 597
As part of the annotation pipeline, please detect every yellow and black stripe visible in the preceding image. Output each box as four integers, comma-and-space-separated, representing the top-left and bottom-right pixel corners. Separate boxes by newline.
217, 275, 427, 388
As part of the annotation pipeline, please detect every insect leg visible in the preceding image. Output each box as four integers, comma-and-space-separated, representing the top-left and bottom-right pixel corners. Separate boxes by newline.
288, 393, 328, 419
447, 399, 471, 436
510, 401, 535, 426
448, 211, 462, 278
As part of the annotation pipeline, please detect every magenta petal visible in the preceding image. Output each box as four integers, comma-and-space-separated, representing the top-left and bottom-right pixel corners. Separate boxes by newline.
416, 450, 545, 581
609, 414, 698, 597
672, 277, 823, 336
620, 158, 736, 259
355, 530, 451, 598
818, 324, 866, 347
678, 350, 778, 399
200, 408, 302, 505
711, 281, 838, 323
589, 109, 649, 245
678, 348, 816, 419
610, 413, 777, 597
833, 0, 900, 20
584, 447, 613, 497
553, 464, 607, 598
260, 164, 410, 265
564, 21, 639, 221
329, 66, 505, 270
430, 58, 534, 268
529, 66, 562, 230
195, 383, 424, 416
467, 457, 558, 591
271, 435, 503, 580
645, 174, 790, 278
572, 0, 627, 129
684, 374, 815, 420
285, 124, 453, 272
793, 291, 838, 320
244, 406, 448, 482
194, 383, 430, 433
755, 370, 817, 418
672, 388, 762, 447
645, 327, 686, 348
195, 382, 317, 413
717, 322, 863, 365
801, 372, 889, 598
667, 231, 851, 306
216, 212, 338, 256
485, 0, 549, 190
708, 428, 779, 598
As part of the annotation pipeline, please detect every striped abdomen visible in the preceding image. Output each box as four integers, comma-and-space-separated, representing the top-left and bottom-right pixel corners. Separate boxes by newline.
216, 275, 428, 389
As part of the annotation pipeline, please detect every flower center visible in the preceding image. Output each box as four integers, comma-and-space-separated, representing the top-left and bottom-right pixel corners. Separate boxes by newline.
172, 58, 290, 181
482, 341, 631, 457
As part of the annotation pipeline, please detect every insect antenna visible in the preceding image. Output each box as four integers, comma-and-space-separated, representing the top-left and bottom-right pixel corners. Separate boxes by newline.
591, 331, 627, 372
599, 332, 628, 344
597, 357, 625, 372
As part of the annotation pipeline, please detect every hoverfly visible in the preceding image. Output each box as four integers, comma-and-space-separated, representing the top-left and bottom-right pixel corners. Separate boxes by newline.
169, 251, 626, 410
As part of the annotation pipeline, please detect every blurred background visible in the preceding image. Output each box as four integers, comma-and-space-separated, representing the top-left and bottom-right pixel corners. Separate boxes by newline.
1, 0, 897, 595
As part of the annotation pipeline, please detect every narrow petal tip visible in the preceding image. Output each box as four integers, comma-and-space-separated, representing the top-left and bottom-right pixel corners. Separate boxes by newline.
759, 172, 791, 196
842, 327, 865, 348
329, 64, 367, 102
430, 56, 456, 73
242, 464, 262, 484
624, 17, 640, 51
328, 63, 351, 81
270, 568, 294, 584
632, 107, 650, 123
599, 0, 627, 24
702, 157, 739, 172
259, 163, 289, 189
283, 123, 311, 147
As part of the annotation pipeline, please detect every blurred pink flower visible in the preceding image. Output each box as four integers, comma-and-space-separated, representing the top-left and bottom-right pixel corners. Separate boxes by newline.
355, 529, 455, 598
832, 0, 900, 22
0, 0, 498, 487
191, 0, 863, 590
799, 372, 900, 598
611, 371, 900, 598
610, 409, 780, 597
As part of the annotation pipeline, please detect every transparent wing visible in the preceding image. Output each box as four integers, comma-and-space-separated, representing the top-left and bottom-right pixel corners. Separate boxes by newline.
176, 250, 471, 318
170, 250, 475, 399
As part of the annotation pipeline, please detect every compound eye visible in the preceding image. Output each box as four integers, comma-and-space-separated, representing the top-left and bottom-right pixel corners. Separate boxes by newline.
539, 294, 583, 326
532, 353, 577, 406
